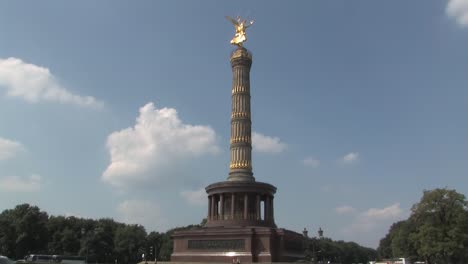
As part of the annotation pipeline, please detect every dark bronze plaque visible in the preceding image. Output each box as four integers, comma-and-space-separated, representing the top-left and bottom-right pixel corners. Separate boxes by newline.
188, 239, 245, 250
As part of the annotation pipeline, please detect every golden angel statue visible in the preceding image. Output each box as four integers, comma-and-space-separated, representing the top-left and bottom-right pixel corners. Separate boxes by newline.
226, 16, 254, 46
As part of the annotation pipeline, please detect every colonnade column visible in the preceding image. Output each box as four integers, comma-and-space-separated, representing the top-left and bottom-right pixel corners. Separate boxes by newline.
219, 194, 224, 220
256, 194, 261, 220
265, 195, 270, 221
271, 196, 274, 221
231, 193, 236, 219
209, 192, 274, 223
211, 195, 216, 220
215, 197, 218, 219
244, 194, 248, 220
208, 196, 212, 220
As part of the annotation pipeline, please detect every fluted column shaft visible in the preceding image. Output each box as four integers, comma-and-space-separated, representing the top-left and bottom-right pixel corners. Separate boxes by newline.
228, 48, 255, 182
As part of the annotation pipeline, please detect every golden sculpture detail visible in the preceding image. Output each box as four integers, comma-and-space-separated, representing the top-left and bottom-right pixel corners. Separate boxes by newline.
226, 16, 254, 46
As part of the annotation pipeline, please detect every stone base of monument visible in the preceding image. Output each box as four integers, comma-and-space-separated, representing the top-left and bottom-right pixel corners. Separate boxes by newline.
171, 226, 304, 262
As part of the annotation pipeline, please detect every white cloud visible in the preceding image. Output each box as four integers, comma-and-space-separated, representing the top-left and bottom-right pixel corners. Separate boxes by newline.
117, 199, 167, 231
0, 174, 41, 192
0, 137, 24, 160
252, 132, 287, 154
447, 0, 468, 27
340, 203, 406, 248
0, 57, 103, 108
180, 188, 206, 206
102, 102, 220, 187
364, 203, 404, 220
335, 205, 357, 214
341, 152, 359, 164
303, 156, 320, 168
343, 203, 404, 234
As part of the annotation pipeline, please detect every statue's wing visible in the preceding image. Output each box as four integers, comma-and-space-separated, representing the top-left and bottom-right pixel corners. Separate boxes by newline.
244, 20, 254, 28
225, 16, 239, 26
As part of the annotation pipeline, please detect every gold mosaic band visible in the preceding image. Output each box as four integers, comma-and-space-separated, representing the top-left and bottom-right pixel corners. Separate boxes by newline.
231, 112, 250, 119
229, 161, 252, 170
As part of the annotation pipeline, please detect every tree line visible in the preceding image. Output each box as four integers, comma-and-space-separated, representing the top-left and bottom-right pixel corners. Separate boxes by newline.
377, 188, 468, 264
0, 203, 378, 264
0, 204, 201, 263
3, 187, 464, 264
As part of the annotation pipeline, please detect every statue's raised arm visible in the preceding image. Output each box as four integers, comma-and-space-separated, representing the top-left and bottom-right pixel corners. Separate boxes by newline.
226, 16, 254, 47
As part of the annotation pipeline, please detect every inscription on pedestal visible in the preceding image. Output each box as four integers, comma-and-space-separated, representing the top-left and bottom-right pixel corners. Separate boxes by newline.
188, 239, 245, 250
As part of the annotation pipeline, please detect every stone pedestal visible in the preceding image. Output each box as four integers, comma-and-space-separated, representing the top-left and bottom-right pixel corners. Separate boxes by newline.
171, 227, 303, 262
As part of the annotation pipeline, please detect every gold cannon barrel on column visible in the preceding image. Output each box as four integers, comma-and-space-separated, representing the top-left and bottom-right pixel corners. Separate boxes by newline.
228, 47, 255, 182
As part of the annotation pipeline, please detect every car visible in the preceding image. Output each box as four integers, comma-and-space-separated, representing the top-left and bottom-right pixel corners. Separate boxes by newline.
0, 256, 14, 264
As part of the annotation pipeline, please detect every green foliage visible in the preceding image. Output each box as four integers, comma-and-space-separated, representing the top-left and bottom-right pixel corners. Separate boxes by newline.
146, 232, 164, 261
0, 204, 144, 263
113, 225, 146, 263
0, 203, 392, 264
303, 237, 377, 264
0, 203, 210, 263
390, 220, 417, 260
378, 188, 468, 264
0, 204, 48, 259
156, 233, 172, 261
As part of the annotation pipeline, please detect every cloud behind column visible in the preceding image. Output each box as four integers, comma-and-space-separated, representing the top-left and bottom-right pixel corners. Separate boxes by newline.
102, 102, 220, 188
252, 132, 287, 154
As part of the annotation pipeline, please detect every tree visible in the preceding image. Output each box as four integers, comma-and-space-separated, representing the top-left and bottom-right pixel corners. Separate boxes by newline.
146, 232, 164, 261
377, 231, 393, 259
156, 232, 172, 261
390, 220, 417, 261
303, 237, 377, 264
409, 188, 468, 264
0, 212, 16, 258
0, 204, 49, 259
47, 216, 68, 254
60, 228, 80, 255
114, 225, 147, 263
378, 188, 468, 264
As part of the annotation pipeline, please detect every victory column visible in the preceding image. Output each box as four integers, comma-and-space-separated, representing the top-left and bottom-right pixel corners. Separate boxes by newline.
171, 17, 304, 263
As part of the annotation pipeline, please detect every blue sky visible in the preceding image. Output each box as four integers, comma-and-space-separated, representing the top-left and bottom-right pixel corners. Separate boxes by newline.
1, 0, 468, 248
